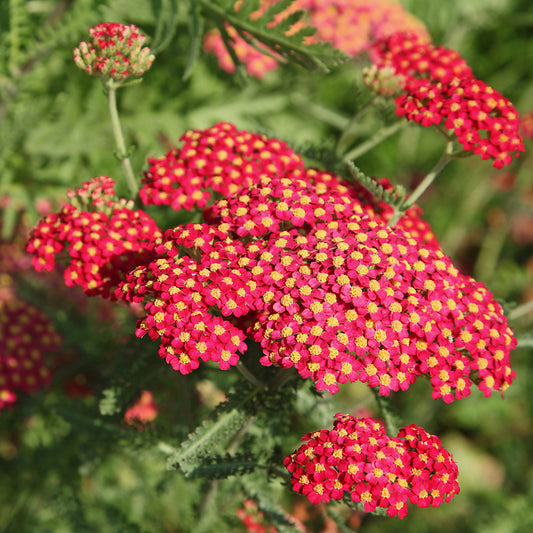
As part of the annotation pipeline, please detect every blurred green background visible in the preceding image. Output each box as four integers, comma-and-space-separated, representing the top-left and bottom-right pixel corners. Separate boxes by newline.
1, 0, 532, 531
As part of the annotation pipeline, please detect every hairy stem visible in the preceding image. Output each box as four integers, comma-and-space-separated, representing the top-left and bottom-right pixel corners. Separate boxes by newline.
106, 81, 138, 198
509, 299, 533, 321
372, 390, 400, 436
342, 120, 406, 161
388, 141, 453, 227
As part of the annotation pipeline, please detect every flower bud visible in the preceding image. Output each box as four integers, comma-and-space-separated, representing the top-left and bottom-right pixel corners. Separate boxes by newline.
363, 64, 406, 97
73, 23, 155, 82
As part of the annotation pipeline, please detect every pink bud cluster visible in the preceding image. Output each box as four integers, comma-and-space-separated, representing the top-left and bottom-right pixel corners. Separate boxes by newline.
371, 32, 525, 168
74, 23, 154, 82
0, 295, 61, 412
26, 176, 161, 299
284, 414, 459, 518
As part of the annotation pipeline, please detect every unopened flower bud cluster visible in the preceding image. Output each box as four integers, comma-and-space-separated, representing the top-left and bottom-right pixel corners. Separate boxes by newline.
74, 23, 155, 82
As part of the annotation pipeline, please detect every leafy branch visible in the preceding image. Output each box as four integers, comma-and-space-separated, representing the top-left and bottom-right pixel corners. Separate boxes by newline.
199, 0, 348, 72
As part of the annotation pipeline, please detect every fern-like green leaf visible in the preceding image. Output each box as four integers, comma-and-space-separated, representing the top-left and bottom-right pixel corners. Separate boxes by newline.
168, 391, 258, 475
188, 452, 261, 480
200, 0, 348, 72
346, 160, 407, 209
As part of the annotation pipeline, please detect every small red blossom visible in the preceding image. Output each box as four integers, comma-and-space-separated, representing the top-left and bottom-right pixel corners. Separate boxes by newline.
284, 414, 459, 518
26, 176, 161, 299
74, 22, 154, 82
371, 32, 525, 168
521, 109, 533, 139
124, 390, 158, 430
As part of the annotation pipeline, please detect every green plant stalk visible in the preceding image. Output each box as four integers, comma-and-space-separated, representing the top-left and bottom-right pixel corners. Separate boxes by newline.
509, 299, 533, 321
342, 120, 406, 162
388, 141, 453, 227
336, 98, 377, 154
106, 81, 139, 198
372, 389, 400, 437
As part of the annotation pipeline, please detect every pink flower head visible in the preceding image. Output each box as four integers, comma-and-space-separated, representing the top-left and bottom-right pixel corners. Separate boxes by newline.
204, 0, 429, 78
284, 414, 459, 518
74, 23, 155, 82
371, 32, 525, 168
26, 176, 162, 299
0, 295, 61, 412
521, 110, 533, 139
140, 122, 304, 211
124, 390, 158, 429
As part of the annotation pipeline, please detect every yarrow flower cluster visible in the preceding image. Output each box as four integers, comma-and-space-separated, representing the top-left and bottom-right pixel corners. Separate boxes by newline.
26, 176, 161, 299
207, 173, 515, 401
119, 123, 516, 403
204, 0, 429, 78
284, 414, 459, 518
0, 294, 61, 412
74, 23, 154, 82
371, 32, 525, 168
140, 122, 303, 211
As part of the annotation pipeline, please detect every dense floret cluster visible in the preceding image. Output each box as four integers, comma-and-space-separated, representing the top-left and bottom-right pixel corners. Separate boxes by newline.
204, 0, 428, 78
140, 122, 303, 211
74, 22, 154, 81
0, 295, 61, 412
26, 176, 161, 299
284, 414, 459, 518
371, 32, 525, 168
118, 122, 516, 402
306, 168, 439, 249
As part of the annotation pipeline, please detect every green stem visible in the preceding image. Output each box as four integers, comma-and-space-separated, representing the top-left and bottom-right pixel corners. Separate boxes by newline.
388, 141, 453, 227
509, 299, 533, 321
336, 98, 376, 154
342, 120, 406, 162
372, 390, 400, 436
237, 361, 266, 388
516, 337, 533, 348
106, 81, 138, 198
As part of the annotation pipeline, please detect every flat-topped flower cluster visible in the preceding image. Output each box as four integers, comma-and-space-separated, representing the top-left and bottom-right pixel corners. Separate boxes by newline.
0, 294, 61, 412
371, 32, 525, 168
27, 176, 161, 299
27, 124, 516, 403
284, 413, 459, 518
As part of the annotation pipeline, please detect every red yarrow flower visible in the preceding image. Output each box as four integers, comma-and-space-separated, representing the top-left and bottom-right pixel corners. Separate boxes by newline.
284, 413, 459, 518
371, 32, 525, 168
26, 176, 161, 299
0, 294, 61, 412
123, 123, 517, 401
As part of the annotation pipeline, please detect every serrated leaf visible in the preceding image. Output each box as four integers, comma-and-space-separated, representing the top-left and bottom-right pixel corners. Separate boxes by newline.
346, 160, 406, 210
200, 0, 348, 72
188, 452, 260, 480
169, 401, 254, 475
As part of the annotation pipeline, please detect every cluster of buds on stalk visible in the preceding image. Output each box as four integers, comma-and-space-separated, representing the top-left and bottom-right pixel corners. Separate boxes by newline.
73, 23, 154, 82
